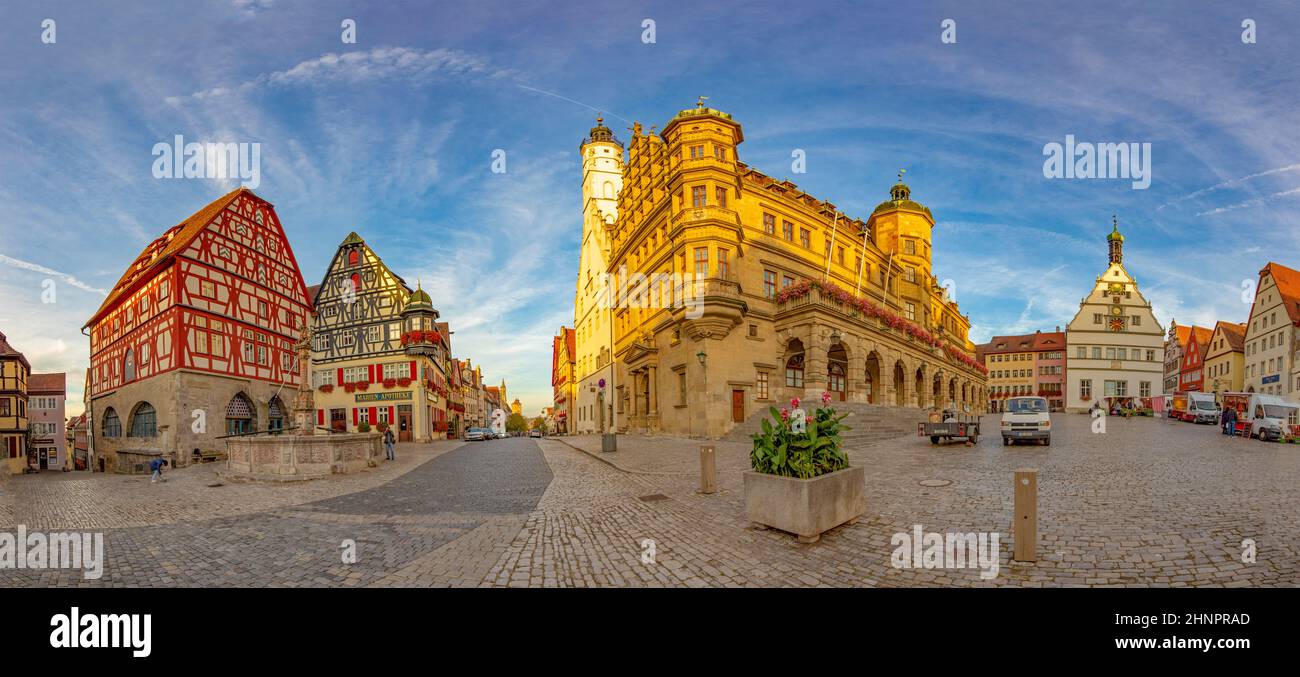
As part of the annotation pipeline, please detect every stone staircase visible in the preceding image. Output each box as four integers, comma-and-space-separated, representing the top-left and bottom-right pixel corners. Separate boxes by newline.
723, 401, 927, 449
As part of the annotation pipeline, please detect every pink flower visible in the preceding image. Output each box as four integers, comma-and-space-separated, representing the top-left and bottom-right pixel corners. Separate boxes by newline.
780, 407, 790, 421
821, 391, 832, 405
791, 397, 801, 409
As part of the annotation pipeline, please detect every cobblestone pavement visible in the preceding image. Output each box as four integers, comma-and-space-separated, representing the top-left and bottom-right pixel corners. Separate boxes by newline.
4, 415, 1298, 587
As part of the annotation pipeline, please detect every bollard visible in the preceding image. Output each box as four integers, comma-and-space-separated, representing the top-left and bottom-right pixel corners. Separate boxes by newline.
1013, 468, 1038, 562
699, 445, 717, 494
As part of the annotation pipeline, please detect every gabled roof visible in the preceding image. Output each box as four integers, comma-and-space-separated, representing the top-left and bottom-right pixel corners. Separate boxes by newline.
85, 188, 251, 328
29, 372, 66, 394
982, 330, 1064, 355
0, 330, 31, 370
1189, 326, 1213, 359
1214, 321, 1247, 352
1261, 262, 1300, 325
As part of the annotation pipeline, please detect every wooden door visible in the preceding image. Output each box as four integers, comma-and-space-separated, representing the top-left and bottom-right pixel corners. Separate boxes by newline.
731, 390, 745, 423
399, 411, 412, 442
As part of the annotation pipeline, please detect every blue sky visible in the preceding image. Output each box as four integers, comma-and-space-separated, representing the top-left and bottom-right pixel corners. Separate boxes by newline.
2, 0, 1299, 416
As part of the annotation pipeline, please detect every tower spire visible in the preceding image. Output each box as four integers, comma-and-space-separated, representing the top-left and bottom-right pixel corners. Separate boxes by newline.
1107, 215, 1125, 264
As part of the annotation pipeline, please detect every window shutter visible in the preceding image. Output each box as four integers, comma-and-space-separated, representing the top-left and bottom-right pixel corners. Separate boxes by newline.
368, 364, 376, 382
337, 368, 344, 385
317, 409, 324, 425
409, 360, 416, 380
369, 406, 378, 424
388, 406, 395, 423
352, 408, 358, 426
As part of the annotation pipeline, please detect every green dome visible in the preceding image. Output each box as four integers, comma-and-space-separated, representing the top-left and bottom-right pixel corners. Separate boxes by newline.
1107, 222, 1125, 242
872, 174, 932, 219
403, 284, 434, 312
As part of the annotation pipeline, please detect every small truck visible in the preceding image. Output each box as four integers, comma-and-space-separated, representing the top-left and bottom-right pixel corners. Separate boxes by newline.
918, 408, 980, 445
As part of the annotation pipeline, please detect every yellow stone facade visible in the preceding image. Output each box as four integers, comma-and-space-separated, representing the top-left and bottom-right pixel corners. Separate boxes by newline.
580, 102, 987, 438
1203, 321, 1246, 394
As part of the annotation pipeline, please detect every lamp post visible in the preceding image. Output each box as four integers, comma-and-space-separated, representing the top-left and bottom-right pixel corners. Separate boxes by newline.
696, 346, 708, 439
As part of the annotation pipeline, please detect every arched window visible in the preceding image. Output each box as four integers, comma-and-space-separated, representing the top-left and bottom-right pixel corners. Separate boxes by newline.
268, 396, 285, 433
123, 349, 135, 382
226, 392, 255, 435
785, 353, 805, 388
101, 407, 121, 437
129, 402, 156, 437
350, 273, 361, 292
603, 181, 615, 199
348, 250, 360, 266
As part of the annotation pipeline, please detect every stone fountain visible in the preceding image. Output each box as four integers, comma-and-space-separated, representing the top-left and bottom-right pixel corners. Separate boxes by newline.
223, 321, 383, 481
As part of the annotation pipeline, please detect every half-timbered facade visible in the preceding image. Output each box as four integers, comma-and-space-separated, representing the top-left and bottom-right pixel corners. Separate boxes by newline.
1, 330, 31, 475
83, 188, 312, 472
309, 232, 450, 441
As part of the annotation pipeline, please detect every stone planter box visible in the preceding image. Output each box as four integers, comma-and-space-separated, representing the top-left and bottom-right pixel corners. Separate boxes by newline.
744, 465, 866, 543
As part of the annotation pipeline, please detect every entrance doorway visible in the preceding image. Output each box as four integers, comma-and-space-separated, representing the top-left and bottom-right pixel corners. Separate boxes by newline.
398, 406, 412, 442
330, 408, 347, 432
731, 390, 745, 423
38, 449, 48, 470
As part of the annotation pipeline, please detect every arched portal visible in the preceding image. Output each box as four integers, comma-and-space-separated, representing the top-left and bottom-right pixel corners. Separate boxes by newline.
864, 352, 881, 404
827, 343, 848, 401
893, 361, 906, 406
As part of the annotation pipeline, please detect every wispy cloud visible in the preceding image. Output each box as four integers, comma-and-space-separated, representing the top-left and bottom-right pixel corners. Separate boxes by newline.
0, 254, 108, 295
1158, 163, 1300, 212
1194, 185, 1300, 217
166, 46, 516, 104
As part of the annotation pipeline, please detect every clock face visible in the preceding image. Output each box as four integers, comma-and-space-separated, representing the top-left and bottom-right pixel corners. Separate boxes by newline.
1109, 282, 1124, 295
1111, 306, 1122, 316
1109, 317, 1125, 332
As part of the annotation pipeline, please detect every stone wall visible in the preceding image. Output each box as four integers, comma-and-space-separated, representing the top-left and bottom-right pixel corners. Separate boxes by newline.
91, 370, 298, 471
224, 432, 382, 480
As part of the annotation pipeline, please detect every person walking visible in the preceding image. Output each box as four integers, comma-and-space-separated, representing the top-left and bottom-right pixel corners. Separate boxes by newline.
383, 427, 396, 461
149, 458, 168, 483
1225, 406, 1238, 437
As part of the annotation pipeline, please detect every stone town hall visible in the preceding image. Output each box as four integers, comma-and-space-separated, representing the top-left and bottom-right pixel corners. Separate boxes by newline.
566, 101, 988, 439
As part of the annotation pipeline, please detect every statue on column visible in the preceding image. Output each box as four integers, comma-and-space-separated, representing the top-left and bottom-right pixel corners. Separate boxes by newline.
292, 320, 316, 436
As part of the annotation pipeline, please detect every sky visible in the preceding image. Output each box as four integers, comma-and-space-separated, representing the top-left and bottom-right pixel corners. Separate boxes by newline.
2, 0, 1299, 418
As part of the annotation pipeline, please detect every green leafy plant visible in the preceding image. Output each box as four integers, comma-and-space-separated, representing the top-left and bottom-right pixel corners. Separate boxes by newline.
358, 422, 371, 433
750, 394, 851, 479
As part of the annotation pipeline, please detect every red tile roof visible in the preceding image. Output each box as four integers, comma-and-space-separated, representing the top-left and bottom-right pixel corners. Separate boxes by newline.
29, 372, 66, 394
84, 187, 258, 328
1190, 326, 1214, 359
981, 330, 1065, 355
1261, 262, 1300, 325
1215, 321, 1247, 351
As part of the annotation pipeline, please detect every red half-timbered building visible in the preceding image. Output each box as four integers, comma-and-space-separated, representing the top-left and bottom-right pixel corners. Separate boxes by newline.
1178, 325, 1213, 393
83, 188, 311, 472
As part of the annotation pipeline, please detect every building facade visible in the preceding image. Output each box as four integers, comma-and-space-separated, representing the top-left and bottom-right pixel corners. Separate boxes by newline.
1163, 322, 1190, 394
980, 330, 1066, 411
588, 102, 986, 438
1064, 220, 1165, 412
28, 372, 66, 470
1241, 262, 1300, 399
573, 118, 623, 435
1204, 321, 1246, 395
83, 188, 312, 472
551, 327, 575, 433
0, 330, 30, 475
1176, 326, 1213, 392
309, 232, 450, 441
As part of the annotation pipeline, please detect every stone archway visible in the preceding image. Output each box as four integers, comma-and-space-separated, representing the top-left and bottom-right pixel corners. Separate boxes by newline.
914, 366, 926, 408
893, 361, 906, 406
783, 338, 806, 394
864, 352, 881, 404
932, 372, 943, 408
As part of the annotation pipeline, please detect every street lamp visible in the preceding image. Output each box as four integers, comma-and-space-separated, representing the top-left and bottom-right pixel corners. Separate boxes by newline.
696, 348, 707, 366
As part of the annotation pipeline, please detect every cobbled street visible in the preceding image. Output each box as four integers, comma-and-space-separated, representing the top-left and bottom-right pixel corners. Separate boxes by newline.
3, 413, 1298, 587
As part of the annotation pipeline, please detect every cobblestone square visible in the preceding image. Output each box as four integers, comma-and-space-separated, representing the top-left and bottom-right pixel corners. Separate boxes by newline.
2, 413, 1296, 588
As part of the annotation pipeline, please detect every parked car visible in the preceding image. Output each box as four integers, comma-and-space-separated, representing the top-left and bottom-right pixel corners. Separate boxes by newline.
465, 428, 490, 441
1000, 396, 1051, 446
496, 431, 508, 439
528, 429, 542, 438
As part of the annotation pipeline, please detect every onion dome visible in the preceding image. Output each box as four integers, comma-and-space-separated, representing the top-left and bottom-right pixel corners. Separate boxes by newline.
1107, 215, 1124, 242
872, 169, 932, 219
403, 283, 434, 313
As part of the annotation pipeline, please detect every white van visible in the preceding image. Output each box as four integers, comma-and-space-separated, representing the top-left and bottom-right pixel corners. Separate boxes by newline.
1243, 394, 1299, 441
1187, 392, 1219, 424
1000, 396, 1051, 446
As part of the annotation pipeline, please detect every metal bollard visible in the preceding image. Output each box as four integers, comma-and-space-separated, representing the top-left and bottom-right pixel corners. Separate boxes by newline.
1013, 468, 1038, 562
699, 445, 717, 494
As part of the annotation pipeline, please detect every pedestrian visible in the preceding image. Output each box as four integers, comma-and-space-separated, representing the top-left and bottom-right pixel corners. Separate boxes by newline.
149, 458, 168, 483
1225, 406, 1237, 438
383, 427, 396, 461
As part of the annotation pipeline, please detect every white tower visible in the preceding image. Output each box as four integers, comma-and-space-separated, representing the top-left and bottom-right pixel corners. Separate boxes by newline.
574, 116, 624, 434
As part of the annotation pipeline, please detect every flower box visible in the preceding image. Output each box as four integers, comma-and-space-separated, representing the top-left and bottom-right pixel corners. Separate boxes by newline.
744, 466, 866, 543
355, 382, 369, 391
318, 384, 334, 393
